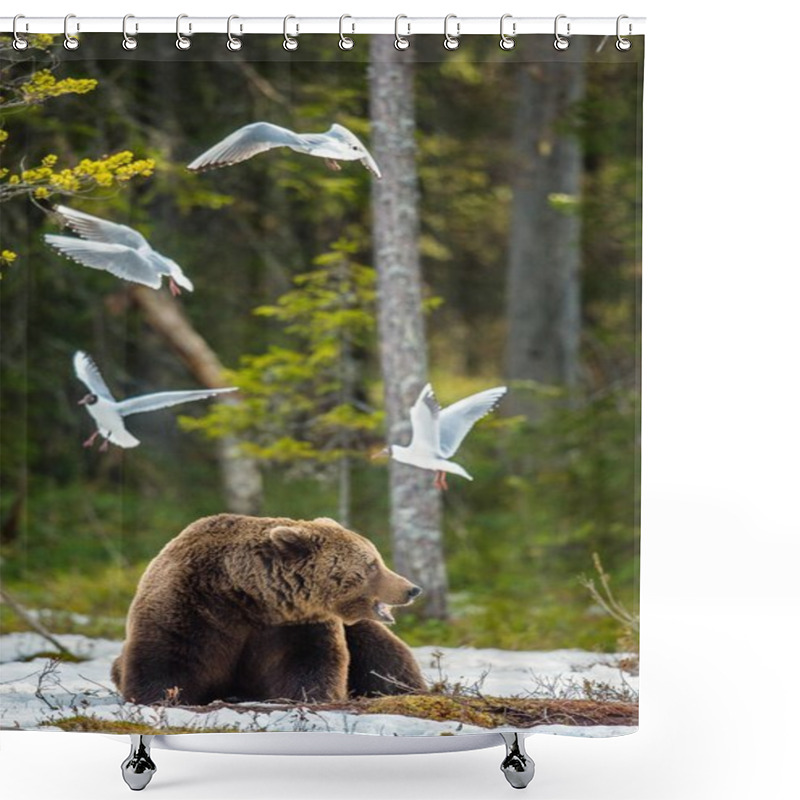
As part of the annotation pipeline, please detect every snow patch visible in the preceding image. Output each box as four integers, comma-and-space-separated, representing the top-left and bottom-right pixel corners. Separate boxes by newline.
0, 634, 637, 737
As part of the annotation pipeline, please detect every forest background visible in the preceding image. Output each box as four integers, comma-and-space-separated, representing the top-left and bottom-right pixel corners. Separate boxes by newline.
0, 32, 641, 655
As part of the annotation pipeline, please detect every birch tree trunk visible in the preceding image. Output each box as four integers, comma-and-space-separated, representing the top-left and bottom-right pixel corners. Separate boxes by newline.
369, 36, 447, 619
505, 40, 587, 422
128, 286, 263, 515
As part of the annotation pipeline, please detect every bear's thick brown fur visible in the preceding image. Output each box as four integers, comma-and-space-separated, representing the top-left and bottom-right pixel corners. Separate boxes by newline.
111, 514, 426, 706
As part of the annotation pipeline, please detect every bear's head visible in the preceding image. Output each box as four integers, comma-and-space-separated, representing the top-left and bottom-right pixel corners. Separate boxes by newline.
267, 517, 422, 625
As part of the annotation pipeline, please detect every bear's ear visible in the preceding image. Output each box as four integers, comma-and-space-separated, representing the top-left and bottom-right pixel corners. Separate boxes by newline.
312, 517, 344, 529
269, 525, 315, 560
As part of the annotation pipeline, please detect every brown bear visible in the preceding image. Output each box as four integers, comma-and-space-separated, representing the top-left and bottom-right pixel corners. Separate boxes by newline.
111, 514, 426, 706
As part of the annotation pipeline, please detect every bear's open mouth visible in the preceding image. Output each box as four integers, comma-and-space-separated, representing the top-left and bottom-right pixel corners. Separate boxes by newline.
374, 601, 395, 624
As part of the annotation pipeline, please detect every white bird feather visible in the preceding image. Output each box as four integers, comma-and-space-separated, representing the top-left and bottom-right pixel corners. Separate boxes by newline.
187, 121, 381, 178
73, 351, 236, 450
45, 206, 193, 295
386, 383, 507, 488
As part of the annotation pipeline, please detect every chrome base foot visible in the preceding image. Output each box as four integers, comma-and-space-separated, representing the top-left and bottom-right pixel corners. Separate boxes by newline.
500, 733, 535, 789
121, 735, 156, 791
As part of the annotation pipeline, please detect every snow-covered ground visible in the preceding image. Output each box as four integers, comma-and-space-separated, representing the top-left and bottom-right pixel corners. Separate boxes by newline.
0, 633, 637, 738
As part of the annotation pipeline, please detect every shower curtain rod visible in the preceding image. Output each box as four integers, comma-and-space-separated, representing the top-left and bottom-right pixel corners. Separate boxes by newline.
0, 15, 646, 37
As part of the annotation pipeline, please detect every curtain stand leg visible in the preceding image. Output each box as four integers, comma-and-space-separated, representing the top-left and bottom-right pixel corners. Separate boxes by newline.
499, 732, 535, 789
121, 734, 156, 791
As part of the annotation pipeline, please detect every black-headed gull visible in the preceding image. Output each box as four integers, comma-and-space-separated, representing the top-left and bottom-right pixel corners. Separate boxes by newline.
187, 122, 381, 178
73, 351, 236, 451
45, 205, 193, 296
379, 383, 507, 490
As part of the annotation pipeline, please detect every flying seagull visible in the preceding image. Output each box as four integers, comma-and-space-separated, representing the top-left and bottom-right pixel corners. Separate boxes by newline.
378, 383, 507, 490
73, 350, 236, 451
187, 122, 382, 178
44, 205, 193, 296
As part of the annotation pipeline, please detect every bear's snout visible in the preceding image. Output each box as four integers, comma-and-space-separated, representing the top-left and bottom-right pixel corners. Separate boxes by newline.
375, 570, 421, 608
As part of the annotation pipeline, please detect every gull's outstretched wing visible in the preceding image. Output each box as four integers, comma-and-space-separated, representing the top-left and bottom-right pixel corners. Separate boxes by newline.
73, 351, 115, 401
438, 386, 507, 458
54, 205, 148, 250
408, 383, 441, 454
45, 235, 163, 289
187, 122, 308, 171
116, 387, 237, 417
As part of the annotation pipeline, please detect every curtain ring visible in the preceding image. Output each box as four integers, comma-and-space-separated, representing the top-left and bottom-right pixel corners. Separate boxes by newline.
616, 15, 632, 51
176, 14, 191, 50
122, 14, 137, 50
394, 15, 410, 51
227, 15, 242, 51
499, 14, 515, 50
339, 14, 354, 50
443, 14, 459, 51
63, 14, 79, 50
283, 15, 299, 51
554, 14, 570, 51
12, 15, 28, 51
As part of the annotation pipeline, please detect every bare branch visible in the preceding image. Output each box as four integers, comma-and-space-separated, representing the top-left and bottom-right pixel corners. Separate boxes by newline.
0, 588, 78, 659
579, 552, 639, 634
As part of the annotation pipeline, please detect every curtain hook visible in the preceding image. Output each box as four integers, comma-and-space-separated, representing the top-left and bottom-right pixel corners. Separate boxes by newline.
443, 14, 460, 51
339, 15, 354, 50
554, 14, 570, 51
283, 15, 299, 51
63, 14, 79, 50
12, 15, 28, 51
616, 15, 632, 51
226, 15, 242, 51
121, 14, 137, 50
499, 14, 516, 50
394, 15, 410, 51
176, 14, 191, 50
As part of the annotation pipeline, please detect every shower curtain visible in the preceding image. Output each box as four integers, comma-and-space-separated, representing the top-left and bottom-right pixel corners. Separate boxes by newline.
0, 30, 642, 740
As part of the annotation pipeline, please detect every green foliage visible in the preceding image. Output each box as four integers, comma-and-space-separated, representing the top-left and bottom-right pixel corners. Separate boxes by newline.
0, 37, 96, 111
0, 151, 156, 204
18, 69, 97, 104
183, 237, 382, 477
0, 247, 17, 271
1, 38, 640, 655
2, 386, 638, 651
0, 35, 156, 279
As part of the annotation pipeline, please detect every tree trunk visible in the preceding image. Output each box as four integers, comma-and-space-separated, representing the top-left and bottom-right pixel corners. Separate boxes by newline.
505, 40, 586, 422
338, 455, 351, 529
128, 286, 263, 515
369, 36, 447, 619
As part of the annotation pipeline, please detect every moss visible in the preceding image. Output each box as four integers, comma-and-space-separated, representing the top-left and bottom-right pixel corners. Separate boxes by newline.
353, 694, 637, 729
19, 650, 87, 664
364, 695, 496, 728
54, 717, 155, 734
52, 715, 238, 735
